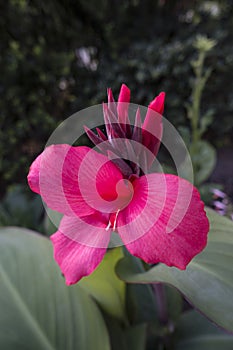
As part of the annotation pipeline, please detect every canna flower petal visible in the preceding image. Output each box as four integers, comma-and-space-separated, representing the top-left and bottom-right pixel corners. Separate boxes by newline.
142, 92, 165, 160
51, 213, 110, 285
77, 147, 132, 213
117, 84, 131, 134
118, 173, 209, 269
28, 144, 94, 216
27, 152, 42, 195
118, 83, 131, 104
148, 92, 165, 115
27, 144, 127, 216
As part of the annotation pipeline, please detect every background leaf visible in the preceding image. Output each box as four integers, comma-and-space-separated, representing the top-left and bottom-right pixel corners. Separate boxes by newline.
174, 310, 233, 350
0, 227, 110, 350
116, 208, 233, 332
124, 255, 159, 325
0, 185, 44, 231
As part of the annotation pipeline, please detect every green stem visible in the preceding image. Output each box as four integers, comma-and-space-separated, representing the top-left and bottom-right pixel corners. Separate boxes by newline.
191, 51, 205, 145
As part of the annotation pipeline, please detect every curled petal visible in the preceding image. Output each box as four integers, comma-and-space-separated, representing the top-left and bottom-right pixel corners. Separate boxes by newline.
76, 147, 133, 213
51, 213, 110, 285
118, 174, 209, 269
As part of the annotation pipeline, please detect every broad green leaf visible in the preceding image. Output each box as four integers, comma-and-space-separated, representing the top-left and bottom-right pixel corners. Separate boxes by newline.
79, 247, 126, 320
116, 208, 233, 332
124, 255, 158, 324
0, 227, 110, 350
125, 256, 182, 325
126, 282, 158, 324
164, 285, 183, 323
175, 310, 233, 350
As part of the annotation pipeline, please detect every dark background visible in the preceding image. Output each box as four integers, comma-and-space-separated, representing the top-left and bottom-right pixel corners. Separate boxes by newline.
1, 0, 233, 196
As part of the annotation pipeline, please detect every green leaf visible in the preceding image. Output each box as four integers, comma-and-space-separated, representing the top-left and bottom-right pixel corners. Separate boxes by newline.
125, 324, 147, 350
79, 247, 126, 321
190, 140, 216, 185
123, 255, 158, 324
126, 282, 158, 324
199, 109, 214, 136
125, 256, 182, 325
164, 285, 183, 323
175, 310, 233, 350
0, 227, 110, 350
116, 208, 233, 332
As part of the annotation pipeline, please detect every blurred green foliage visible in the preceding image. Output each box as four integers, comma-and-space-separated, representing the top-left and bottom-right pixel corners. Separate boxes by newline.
0, 184, 44, 229
1, 0, 233, 193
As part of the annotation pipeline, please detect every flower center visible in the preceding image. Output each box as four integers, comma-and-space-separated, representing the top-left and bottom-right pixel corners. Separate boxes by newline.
105, 179, 133, 231
105, 209, 120, 231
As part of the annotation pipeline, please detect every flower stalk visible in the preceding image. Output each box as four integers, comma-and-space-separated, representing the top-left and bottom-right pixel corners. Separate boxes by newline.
187, 35, 216, 145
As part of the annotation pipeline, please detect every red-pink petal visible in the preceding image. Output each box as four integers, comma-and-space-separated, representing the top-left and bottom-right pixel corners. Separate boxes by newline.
27, 153, 42, 194
107, 87, 115, 104
28, 145, 128, 217
78, 147, 132, 213
118, 174, 209, 269
148, 92, 165, 115
51, 213, 110, 285
28, 144, 128, 216
28, 145, 95, 216
117, 84, 131, 131
142, 92, 165, 160
118, 84, 131, 104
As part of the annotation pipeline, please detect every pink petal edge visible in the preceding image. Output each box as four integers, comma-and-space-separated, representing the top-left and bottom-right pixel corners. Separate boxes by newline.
28, 144, 126, 216
51, 213, 110, 285
118, 173, 209, 269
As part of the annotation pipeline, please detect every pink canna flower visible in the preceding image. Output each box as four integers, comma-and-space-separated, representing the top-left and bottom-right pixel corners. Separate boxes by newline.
28, 84, 209, 285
